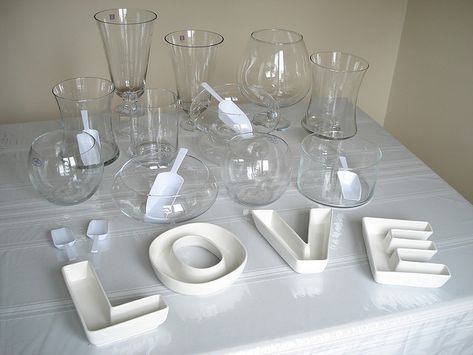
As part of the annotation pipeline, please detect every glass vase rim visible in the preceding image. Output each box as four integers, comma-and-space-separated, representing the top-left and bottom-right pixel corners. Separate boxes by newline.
228, 132, 290, 152
31, 129, 99, 158
94, 8, 158, 25
139, 88, 178, 109
52, 77, 115, 102
250, 28, 304, 45
310, 51, 370, 73
164, 29, 224, 48
300, 133, 382, 169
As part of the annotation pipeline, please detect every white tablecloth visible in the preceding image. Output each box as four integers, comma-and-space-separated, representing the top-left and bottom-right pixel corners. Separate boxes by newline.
1, 110, 473, 354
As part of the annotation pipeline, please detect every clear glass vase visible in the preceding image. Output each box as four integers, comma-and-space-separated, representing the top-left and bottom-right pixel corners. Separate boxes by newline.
297, 134, 381, 207
52, 77, 119, 166
239, 29, 311, 130
302, 51, 369, 139
95, 8, 158, 133
165, 29, 224, 131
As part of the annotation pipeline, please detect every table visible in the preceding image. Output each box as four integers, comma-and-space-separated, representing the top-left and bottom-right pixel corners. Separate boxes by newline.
1, 110, 473, 354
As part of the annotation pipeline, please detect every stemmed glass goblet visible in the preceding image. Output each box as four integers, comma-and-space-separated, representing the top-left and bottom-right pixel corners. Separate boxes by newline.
239, 29, 311, 131
94, 8, 157, 132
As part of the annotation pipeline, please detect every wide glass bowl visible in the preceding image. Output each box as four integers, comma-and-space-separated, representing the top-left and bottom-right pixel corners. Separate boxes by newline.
28, 129, 104, 205
190, 83, 279, 165
297, 134, 382, 207
223, 133, 292, 206
112, 153, 218, 223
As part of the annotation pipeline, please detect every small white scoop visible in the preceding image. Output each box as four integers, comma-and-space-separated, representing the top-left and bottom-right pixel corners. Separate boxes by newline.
337, 156, 361, 201
51, 227, 78, 261
81, 110, 101, 147
86, 219, 108, 253
145, 148, 188, 220
201, 82, 252, 134
76, 110, 101, 166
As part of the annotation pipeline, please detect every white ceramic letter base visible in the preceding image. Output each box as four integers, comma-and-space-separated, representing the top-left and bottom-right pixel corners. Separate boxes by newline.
362, 217, 451, 288
252, 208, 332, 274
62, 261, 168, 346
149, 223, 247, 295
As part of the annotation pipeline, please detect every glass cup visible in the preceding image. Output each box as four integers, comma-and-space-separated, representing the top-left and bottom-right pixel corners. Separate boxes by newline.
297, 134, 382, 207
239, 29, 311, 130
52, 77, 119, 166
165, 29, 224, 131
129, 89, 179, 164
302, 51, 369, 139
223, 133, 292, 206
95, 8, 158, 134
28, 130, 104, 205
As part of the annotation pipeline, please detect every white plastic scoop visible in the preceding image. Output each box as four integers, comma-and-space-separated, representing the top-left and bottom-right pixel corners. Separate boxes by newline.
201, 82, 252, 134
51, 227, 78, 261
76, 110, 101, 165
86, 219, 108, 253
145, 148, 188, 220
337, 156, 361, 201
81, 110, 101, 147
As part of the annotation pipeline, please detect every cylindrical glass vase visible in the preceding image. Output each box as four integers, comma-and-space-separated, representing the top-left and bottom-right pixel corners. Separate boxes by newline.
302, 51, 369, 139
129, 88, 179, 164
297, 134, 381, 208
165, 29, 224, 131
53, 77, 119, 165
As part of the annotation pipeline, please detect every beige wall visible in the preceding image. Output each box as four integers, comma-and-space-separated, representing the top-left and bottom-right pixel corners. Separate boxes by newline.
385, 0, 473, 203
0, 0, 407, 126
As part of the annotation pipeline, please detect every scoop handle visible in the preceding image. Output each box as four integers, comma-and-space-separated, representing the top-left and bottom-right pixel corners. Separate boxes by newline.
81, 109, 90, 130
65, 244, 77, 261
170, 148, 188, 174
201, 82, 224, 103
339, 156, 349, 170
91, 235, 100, 253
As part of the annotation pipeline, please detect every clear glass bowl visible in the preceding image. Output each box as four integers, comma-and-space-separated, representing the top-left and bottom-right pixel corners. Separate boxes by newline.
28, 130, 104, 205
112, 153, 218, 223
297, 134, 382, 207
223, 133, 292, 206
190, 83, 279, 165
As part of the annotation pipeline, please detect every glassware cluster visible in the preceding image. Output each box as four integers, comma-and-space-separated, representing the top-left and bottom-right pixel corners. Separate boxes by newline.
28, 8, 381, 216
297, 51, 381, 207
